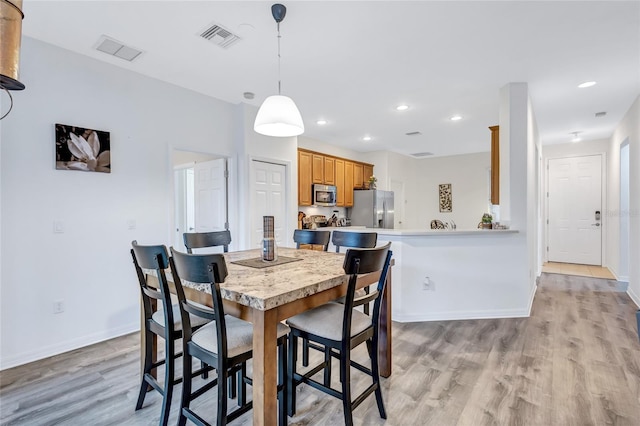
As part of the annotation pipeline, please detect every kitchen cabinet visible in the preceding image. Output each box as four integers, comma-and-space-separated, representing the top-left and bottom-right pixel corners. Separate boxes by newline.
312, 154, 324, 184
354, 163, 364, 189
489, 125, 499, 205
298, 150, 313, 206
344, 161, 354, 207
335, 159, 345, 206
324, 157, 335, 185
363, 164, 374, 188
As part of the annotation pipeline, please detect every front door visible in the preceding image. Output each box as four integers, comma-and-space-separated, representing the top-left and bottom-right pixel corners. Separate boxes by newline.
250, 160, 287, 249
548, 154, 602, 265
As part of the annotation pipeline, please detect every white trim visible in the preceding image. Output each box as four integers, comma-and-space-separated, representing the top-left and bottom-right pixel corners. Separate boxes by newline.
394, 308, 531, 323
627, 288, 640, 309
527, 283, 538, 316
0, 323, 138, 371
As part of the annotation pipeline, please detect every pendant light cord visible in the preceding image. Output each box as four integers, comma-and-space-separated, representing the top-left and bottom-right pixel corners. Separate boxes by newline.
277, 22, 282, 95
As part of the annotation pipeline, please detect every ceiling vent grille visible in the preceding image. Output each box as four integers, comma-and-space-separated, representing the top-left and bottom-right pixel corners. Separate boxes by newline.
199, 23, 241, 48
95, 35, 143, 62
410, 152, 433, 158
595, 111, 607, 117
405, 131, 422, 136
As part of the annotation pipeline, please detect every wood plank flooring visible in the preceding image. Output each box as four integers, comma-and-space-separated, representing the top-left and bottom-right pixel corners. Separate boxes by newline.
1, 273, 639, 425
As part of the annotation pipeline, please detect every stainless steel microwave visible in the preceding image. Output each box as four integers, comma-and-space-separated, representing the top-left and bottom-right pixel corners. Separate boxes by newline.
313, 184, 337, 206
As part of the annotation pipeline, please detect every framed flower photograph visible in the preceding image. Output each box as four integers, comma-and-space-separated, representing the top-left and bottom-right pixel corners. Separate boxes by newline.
55, 123, 111, 173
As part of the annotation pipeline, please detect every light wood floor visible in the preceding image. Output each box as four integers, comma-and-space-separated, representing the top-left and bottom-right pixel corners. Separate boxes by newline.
542, 261, 616, 279
2, 273, 639, 425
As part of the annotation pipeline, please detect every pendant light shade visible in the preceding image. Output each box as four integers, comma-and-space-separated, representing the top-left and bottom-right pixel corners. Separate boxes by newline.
254, 95, 304, 137
254, 3, 304, 137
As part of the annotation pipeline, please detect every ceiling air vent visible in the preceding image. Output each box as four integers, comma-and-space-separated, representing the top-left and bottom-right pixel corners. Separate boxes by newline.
199, 23, 241, 49
405, 131, 422, 136
595, 111, 607, 117
95, 36, 143, 62
410, 152, 433, 158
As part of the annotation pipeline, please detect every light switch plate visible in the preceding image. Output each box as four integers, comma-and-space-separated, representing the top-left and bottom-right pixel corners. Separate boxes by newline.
53, 221, 65, 234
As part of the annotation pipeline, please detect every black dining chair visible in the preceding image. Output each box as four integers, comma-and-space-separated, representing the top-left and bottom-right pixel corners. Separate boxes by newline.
331, 230, 377, 253
293, 229, 331, 251
183, 230, 232, 254
286, 243, 393, 426
169, 248, 290, 426
130, 241, 212, 426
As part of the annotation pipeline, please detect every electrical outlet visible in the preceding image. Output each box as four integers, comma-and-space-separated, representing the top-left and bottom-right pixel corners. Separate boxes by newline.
53, 299, 65, 314
422, 276, 435, 291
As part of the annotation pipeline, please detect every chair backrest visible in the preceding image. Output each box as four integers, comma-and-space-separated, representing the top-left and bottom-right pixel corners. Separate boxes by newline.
341, 242, 392, 340
332, 230, 377, 253
130, 241, 174, 329
169, 248, 228, 355
183, 230, 232, 254
293, 229, 331, 251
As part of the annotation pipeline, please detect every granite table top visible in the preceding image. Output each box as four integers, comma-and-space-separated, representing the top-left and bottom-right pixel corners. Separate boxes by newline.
177, 248, 350, 311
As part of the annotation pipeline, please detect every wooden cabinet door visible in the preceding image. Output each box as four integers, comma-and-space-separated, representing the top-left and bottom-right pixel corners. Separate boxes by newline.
312, 154, 324, 184
489, 125, 500, 205
363, 164, 373, 188
298, 151, 313, 206
345, 161, 354, 207
354, 163, 364, 189
335, 159, 345, 206
324, 157, 335, 185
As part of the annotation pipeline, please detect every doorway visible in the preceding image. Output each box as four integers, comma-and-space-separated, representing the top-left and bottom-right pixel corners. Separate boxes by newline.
172, 150, 228, 252
249, 159, 288, 249
547, 154, 603, 265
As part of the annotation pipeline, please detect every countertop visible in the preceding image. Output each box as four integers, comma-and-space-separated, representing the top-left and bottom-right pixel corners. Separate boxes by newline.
301, 227, 518, 236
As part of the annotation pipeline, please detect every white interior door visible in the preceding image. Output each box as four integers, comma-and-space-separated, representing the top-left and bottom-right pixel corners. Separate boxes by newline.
250, 160, 286, 249
548, 155, 602, 265
194, 158, 227, 232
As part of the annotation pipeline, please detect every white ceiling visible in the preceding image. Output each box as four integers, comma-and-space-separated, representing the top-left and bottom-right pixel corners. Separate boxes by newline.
21, 1, 640, 157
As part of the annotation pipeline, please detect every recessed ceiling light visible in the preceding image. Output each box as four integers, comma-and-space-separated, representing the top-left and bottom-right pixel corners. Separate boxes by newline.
578, 81, 597, 88
362, 136, 372, 141
450, 115, 462, 121
396, 105, 409, 111
316, 119, 327, 125
571, 132, 581, 143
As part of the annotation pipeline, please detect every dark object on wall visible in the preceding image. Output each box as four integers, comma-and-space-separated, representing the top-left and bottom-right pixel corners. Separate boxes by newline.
55, 123, 111, 173
439, 183, 452, 212
0, 0, 26, 120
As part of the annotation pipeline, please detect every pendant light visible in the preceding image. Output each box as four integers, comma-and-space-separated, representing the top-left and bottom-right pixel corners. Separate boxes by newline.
254, 3, 304, 137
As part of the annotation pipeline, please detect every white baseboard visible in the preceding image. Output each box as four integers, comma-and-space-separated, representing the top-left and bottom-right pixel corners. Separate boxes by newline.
527, 283, 538, 316
627, 287, 640, 309
393, 307, 531, 323
0, 323, 139, 371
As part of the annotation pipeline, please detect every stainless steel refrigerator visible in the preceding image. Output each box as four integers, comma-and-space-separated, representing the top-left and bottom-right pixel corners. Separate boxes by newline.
350, 190, 395, 229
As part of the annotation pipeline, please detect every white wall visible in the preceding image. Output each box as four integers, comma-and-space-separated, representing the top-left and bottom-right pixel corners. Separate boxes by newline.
608, 95, 640, 306
412, 152, 491, 230
0, 38, 240, 369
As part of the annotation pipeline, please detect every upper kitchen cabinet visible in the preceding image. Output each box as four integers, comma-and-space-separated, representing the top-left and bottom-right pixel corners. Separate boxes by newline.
335, 159, 345, 206
312, 154, 324, 184
353, 163, 364, 189
298, 150, 313, 206
489, 125, 499, 205
344, 161, 354, 207
363, 164, 374, 188
324, 157, 335, 185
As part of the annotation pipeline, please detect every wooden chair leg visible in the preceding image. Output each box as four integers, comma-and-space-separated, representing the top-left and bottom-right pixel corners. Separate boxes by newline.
135, 329, 154, 410
278, 337, 288, 426
287, 334, 298, 417
159, 337, 174, 426
217, 368, 228, 426
177, 351, 193, 426
363, 286, 370, 316
238, 362, 247, 407
340, 349, 354, 426
323, 347, 332, 387
302, 338, 310, 367
369, 337, 386, 419
229, 370, 237, 399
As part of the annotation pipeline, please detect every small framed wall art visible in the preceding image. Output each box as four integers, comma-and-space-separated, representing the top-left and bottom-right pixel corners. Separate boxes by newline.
55, 123, 111, 173
439, 183, 452, 212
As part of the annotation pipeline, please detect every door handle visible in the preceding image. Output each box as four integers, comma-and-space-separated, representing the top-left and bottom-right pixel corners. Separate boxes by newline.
592, 223, 600, 226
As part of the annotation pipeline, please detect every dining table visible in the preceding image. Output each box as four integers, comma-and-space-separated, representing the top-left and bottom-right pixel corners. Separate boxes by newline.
145, 246, 393, 426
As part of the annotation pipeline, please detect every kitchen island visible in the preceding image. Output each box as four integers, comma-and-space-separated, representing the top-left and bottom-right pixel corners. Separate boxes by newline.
303, 227, 534, 322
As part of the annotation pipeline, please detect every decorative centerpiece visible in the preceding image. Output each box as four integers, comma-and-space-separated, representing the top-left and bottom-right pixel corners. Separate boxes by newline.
481, 213, 493, 229
368, 175, 377, 190
262, 216, 278, 262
